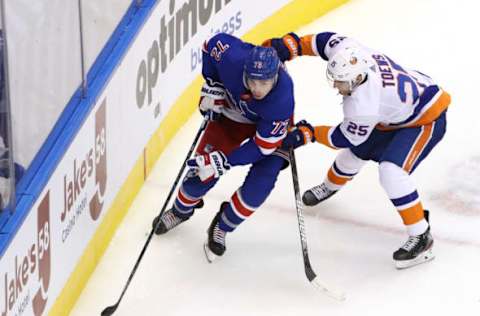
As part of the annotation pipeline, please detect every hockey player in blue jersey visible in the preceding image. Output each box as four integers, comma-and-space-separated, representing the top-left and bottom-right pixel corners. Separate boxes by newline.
265, 32, 450, 269
152, 33, 294, 261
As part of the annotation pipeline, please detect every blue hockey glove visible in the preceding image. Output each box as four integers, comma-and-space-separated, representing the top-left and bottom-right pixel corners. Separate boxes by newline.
281, 120, 315, 150
187, 151, 230, 183
262, 32, 302, 62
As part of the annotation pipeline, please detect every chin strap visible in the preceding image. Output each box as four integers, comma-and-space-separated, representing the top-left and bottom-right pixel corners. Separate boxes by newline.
351, 73, 368, 91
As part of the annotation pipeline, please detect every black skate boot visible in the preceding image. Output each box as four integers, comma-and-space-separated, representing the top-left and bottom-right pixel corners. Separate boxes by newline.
393, 210, 434, 269
302, 183, 338, 206
152, 200, 203, 235
204, 202, 228, 263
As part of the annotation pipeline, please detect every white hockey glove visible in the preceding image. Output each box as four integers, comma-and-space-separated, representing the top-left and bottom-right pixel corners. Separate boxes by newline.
186, 151, 230, 183
199, 82, 227, 121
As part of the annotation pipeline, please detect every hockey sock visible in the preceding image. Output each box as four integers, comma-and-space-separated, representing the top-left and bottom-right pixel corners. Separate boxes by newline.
173, 185, 204, 218
218, 189, 256, 232
379, 161, 428, 236
324, 149, 365, 191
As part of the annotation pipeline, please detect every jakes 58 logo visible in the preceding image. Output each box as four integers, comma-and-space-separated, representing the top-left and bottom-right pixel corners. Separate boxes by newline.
0, 99, 108, 316
1, 192, 51, 316
60, 99, 107, 235
90, 98, 107, 220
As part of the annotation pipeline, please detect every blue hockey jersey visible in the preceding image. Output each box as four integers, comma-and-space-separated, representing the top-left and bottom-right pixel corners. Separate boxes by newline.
202, 33, 295, 166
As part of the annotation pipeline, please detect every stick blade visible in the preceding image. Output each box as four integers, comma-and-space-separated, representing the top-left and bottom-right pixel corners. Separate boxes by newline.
310, 277, 346, 301
101, 304, 118, 316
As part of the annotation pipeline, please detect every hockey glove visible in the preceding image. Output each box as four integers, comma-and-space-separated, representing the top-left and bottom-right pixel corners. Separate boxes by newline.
187, 151, 231, 183
199, 82, 227, 121
262, 32, 302, 62
281, 120, 315, 150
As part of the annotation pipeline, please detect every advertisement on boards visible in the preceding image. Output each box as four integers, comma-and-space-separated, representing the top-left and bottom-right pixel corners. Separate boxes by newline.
0, 1, 291, 315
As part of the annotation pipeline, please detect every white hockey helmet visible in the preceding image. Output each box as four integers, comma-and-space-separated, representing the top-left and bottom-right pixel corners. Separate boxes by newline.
326, 46, 371, 92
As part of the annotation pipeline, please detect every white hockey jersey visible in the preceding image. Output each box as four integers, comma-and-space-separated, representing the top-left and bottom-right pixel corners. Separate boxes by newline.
300, 33, 450, 148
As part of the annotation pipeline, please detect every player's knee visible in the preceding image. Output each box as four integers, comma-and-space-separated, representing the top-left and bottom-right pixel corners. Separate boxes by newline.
378, 161, 407, 189
255, 168, 280, 193
259, 155, 285, 176
243, 168, 281, 206
336, 149, 366, 172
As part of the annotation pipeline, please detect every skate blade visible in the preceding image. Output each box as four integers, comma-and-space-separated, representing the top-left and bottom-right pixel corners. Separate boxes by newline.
395, 248, 435, 269
203, 242, 218, 263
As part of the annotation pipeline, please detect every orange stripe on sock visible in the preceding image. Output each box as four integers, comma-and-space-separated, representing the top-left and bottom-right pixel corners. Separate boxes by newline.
398, 202, 424, 225
403, 123, 433, 173
327, 167, 350, 186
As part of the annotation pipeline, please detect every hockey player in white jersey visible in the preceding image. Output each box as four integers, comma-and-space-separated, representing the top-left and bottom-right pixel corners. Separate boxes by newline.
264, 32, 451, 269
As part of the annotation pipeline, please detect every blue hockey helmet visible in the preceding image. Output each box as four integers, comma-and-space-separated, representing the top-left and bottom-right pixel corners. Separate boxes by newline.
244, 46, 280, 80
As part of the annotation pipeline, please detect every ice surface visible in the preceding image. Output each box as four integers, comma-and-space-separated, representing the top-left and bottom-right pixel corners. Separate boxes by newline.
72, 0, 480, 315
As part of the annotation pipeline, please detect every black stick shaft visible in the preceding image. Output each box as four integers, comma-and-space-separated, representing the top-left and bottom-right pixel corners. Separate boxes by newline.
289, 148, 317, 282
101, 116, 208, 316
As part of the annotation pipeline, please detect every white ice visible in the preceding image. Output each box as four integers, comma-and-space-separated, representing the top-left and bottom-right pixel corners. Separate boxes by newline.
72, 0, 480, 315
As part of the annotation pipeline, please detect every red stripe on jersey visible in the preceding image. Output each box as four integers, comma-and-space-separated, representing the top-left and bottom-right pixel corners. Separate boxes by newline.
232, 191, 254, 217
254, 136, 282, 149
202, 41, 208, 53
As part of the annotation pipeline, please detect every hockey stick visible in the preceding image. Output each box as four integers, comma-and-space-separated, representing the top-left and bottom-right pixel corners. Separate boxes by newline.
101, 116, 209, 316
288, 148, 346, 301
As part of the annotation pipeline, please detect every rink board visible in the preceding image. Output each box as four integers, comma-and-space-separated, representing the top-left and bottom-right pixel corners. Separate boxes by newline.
0, 1, 348, 316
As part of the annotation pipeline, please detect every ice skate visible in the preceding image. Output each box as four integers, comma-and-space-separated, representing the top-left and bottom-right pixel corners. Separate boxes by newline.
151, 208, 190, 235
302, 183, 337, 206
152, 200, 203, 235
204, 202, 228, 263
393, 210, 435, 269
